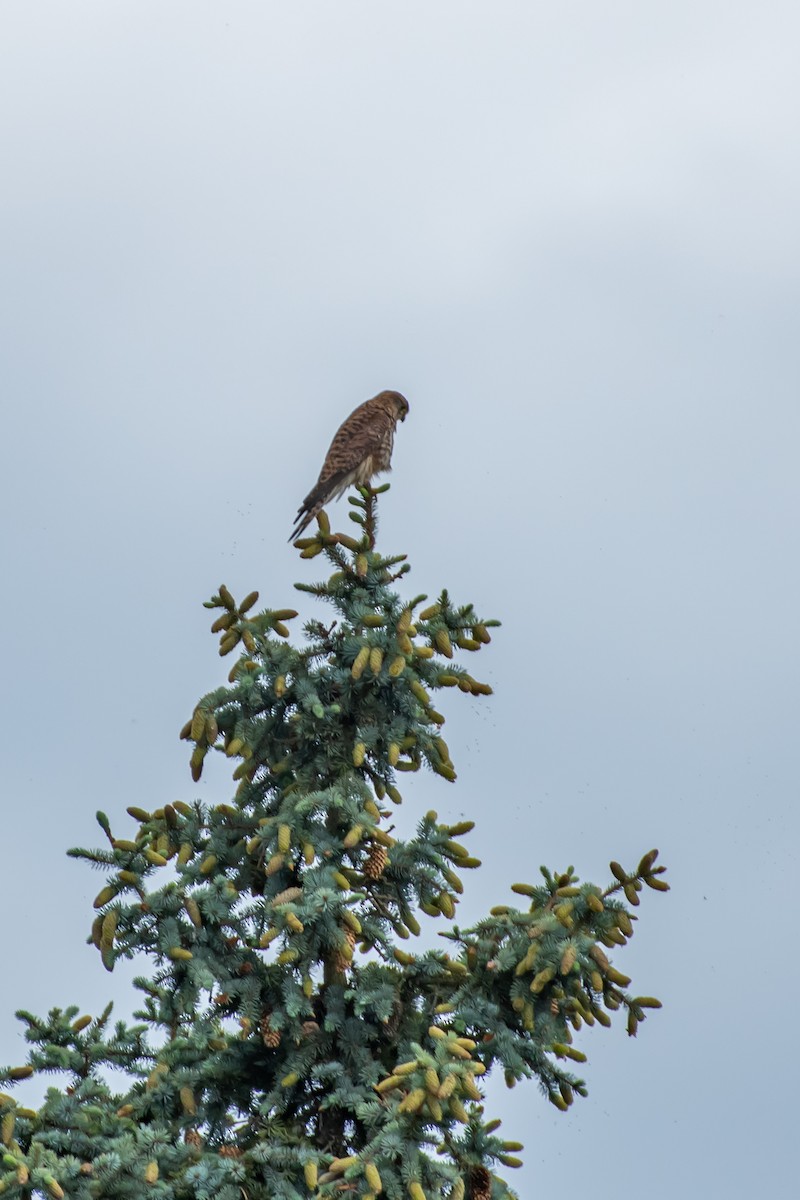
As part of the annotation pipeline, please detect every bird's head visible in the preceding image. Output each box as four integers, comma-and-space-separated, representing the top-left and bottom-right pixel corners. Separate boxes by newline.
382, 390, 409, 422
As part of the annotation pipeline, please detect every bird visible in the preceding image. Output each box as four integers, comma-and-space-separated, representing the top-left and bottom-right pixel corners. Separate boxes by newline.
289, 390, 409, 542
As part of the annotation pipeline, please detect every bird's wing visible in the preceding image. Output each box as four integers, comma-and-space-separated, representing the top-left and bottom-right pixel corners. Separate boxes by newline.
316, 400, 393, 488
289, 400, 393, 542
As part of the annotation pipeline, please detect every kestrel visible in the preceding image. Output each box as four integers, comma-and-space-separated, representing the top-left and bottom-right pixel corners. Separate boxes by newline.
289, 390, 409, 542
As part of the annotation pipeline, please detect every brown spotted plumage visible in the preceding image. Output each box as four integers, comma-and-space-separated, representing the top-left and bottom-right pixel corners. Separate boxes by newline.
290, 390, 409, 542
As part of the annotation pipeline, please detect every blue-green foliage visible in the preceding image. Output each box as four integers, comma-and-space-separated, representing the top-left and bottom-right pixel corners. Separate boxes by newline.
0, 488, 667, 1199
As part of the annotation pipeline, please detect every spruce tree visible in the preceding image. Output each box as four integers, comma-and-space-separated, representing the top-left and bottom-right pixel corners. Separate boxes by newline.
0, 486, 667, 1200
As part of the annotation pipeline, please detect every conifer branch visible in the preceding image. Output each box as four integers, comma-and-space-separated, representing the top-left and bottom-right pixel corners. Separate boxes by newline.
0, 488, 667, 1200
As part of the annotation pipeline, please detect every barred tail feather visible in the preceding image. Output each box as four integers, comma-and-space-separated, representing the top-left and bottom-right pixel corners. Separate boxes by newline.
289, 471, 349, 543
289, 494, 323, 543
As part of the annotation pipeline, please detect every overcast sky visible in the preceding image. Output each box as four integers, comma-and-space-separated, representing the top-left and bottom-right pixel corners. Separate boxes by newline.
1, 3, 798, 1195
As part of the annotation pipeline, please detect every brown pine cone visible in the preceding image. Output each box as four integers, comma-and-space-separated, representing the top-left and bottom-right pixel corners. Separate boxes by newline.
364, 842, 388, 880
469, 1166, 492, 1200
333, 924, 357, 974
260, 1013, 282, 1048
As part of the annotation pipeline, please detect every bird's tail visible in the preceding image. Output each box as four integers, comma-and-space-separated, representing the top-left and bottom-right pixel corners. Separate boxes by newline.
288, 485, 326, 543
289, 470, 351, 543
288, 506, 315, 543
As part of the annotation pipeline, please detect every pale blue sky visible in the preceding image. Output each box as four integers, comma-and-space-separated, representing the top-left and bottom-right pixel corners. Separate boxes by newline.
1, 4, 798, 1196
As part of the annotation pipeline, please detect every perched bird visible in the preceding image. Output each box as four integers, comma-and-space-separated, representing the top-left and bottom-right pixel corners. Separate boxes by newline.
289, 390, 409, 541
